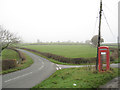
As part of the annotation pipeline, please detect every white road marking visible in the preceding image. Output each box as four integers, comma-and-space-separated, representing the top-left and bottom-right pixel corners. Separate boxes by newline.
75, 66, 80, 67
38, 61, 44, 70
56, 66, 61, 70
59, 67, 61, 69
56, 64, 59, 67
38, 65, 44, 70
56, 67, 59, 70
4, 72, 33, 83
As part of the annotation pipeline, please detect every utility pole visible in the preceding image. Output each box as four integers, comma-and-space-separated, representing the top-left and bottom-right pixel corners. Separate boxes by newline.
96, 0, 102, 70
118, 36, 119, 58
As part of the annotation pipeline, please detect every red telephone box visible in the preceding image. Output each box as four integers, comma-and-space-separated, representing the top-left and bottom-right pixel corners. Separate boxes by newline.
98, 46, 110, 72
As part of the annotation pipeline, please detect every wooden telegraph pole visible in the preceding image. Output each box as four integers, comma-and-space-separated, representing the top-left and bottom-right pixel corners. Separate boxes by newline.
96, 0, 102, 70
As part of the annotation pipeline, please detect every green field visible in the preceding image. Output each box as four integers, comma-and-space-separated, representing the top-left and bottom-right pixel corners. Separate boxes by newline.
32, 67, 118, 88
2, 49, 20, 60
22, 45, 97, 58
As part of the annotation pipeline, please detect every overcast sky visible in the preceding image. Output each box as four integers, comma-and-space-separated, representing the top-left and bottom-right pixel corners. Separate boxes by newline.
0, 0, 119, 43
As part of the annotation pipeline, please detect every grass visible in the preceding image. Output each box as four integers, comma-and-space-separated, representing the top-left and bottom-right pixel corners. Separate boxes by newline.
1, 52, 34, 74
22, 48, 95, 65
27, 50, 96, 65
2, 49, 20, 60
32, 67, 119, 88
22, 45, 97, 58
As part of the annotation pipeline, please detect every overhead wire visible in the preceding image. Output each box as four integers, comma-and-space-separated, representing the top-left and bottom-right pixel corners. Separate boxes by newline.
102, 10, 115, 38
93, 16, 98, 35
92, 0, 117, 40
92, 7, 100, 36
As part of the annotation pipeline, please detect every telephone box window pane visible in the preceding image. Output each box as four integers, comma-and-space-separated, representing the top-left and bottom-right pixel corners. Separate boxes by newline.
100, 52, 107, 70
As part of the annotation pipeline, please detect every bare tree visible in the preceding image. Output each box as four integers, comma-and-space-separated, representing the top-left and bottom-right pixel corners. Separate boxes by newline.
0, 26, 20, 51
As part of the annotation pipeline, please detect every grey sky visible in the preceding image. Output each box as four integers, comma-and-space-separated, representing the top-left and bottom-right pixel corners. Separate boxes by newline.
0, 0, 119, 43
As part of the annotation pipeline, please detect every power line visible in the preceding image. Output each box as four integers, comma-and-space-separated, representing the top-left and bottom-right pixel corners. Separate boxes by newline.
93, 15, 98, 35
102, 10, 115, 38
92, 7, 100, 36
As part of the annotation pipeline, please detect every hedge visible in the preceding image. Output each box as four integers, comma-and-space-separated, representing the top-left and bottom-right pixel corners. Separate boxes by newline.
8, 48, 26, 62
2, 48, 26, 70
2, 59, 17, 70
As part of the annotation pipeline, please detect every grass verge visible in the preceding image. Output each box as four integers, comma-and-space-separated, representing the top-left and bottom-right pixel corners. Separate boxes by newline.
2, 49, 20, 60
1, 53, 33, 74
32, 67, 119, 88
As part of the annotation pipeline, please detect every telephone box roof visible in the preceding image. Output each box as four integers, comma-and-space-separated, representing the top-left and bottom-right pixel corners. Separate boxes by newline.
98, 46, 109, 49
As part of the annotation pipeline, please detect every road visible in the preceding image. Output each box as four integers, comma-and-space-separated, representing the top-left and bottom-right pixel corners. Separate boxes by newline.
99, 77, 120, 88
56, 63, 120, 69
2, 49, 57, 88
2, 49, 120, 88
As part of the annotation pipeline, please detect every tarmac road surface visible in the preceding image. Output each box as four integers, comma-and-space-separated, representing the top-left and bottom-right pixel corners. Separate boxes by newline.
2, 49, 57, 88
